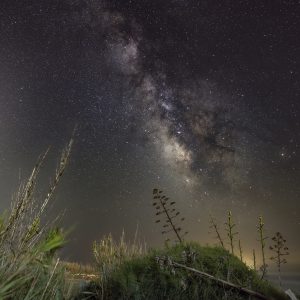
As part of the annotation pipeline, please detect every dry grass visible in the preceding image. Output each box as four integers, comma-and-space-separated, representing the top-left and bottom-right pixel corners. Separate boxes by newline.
92, 230, 147, 298
0, 139, 73, 299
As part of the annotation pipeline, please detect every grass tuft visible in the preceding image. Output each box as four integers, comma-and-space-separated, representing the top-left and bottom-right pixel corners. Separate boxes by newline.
0, 140, 73, 299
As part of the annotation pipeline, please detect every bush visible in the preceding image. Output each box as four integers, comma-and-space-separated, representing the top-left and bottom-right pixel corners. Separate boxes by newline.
84, 242, 288, 300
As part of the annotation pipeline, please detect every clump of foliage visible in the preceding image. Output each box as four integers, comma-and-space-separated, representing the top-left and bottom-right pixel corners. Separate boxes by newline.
84, 242, 288, 300
0, 140, 73, 299
257, 216, 268, 279
269, 232, 289, 288
152, 189, 187, 244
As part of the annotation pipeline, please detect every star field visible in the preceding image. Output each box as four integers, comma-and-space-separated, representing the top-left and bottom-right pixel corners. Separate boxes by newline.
0, 0, 299, 268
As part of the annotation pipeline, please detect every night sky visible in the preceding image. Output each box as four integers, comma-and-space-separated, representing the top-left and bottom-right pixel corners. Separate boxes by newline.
0, 0, 299, 269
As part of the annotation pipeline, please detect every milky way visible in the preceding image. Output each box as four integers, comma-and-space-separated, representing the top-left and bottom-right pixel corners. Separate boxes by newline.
71, 1, 251, 190
0, 0, 299, 267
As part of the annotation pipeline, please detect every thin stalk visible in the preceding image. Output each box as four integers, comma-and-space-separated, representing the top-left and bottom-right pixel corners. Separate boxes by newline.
158, 196, 182, 244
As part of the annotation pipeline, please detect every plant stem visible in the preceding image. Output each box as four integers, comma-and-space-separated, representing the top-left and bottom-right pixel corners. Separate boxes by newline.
159, 197, 182, 244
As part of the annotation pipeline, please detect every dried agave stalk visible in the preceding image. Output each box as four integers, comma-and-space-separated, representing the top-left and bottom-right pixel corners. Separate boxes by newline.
253, 249, 257, 271
238, 239, 243, 262
224, 211, 238, 255
152, 189, 187, 244
269, 232, 289, 287
257, 216, 268, 279
209, 214, 225, 248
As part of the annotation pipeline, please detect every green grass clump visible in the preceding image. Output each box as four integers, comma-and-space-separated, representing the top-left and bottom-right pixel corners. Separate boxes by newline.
83, 241, 288, 300
0, 141, 73, 300
89, 231, 146, 299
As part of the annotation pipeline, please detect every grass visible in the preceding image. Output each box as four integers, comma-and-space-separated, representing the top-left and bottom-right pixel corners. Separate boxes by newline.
89, 231, 146, 299
0, 140, 73, 299
64, 262, 97, 278
78, 239, 288, 300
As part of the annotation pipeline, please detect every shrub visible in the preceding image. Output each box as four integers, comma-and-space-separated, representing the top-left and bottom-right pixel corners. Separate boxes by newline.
83, 241, 288, 300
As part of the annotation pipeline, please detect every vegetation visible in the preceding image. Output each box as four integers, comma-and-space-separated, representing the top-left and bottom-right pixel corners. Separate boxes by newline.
209, 214, 225, 248
152, 189, 188, 244
269, 232, 289, 288
0, 140, 73, 299
253, 249, 257, 271
257, 216, 269, 279
75, 192, 289, 300
0, 151, 294, 299
225, 211, 238, 255
92, 231, 146, 299
238, 239, 243, 263
79, 241, 288, 300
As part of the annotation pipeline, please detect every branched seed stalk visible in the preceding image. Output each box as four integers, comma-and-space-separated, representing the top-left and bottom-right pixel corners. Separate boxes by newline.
253, 249, 257, 271
152, 189, 187, 244
209, 214, 225, 248
238, 239, 243, 262
257, 216, 268, 279
225, 211, 238, 255
270, 232, 289, 288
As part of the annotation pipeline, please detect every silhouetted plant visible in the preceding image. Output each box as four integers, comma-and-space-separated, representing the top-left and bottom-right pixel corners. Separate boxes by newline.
253, 249, 257, 271
0, 139, 73, 299
209, 214, 225, 248
269, 232, 289, 288
238, 239, 243, 263
152, 189, 187, 244
224, 211, 237, 255
257, 216, 268, 279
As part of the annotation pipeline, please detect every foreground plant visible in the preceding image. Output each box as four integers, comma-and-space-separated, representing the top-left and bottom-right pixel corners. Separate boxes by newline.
225, 211, 238, 255
253, 249, 257, 271
257, 216, 268, 279
0, 139, 73, 299
86, 242, 287, 300
209, 214, 225, 249
238, 239, 243, 263
269, 232, 289, 288
93, 231, 146, 299
152, 189, 187, 244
